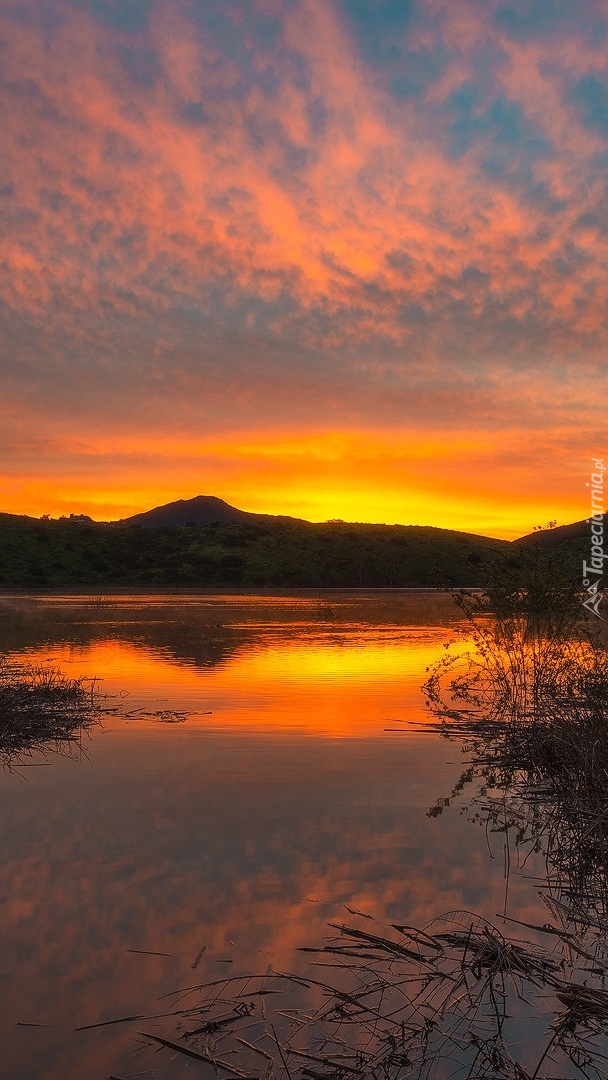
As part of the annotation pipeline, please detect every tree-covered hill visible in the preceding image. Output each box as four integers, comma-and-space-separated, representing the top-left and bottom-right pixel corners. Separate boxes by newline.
0, 513, 509, 589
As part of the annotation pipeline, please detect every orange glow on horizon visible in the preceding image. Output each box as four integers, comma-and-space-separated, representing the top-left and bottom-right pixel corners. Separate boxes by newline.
1, 426, 588, 540
0, 1, 605, 549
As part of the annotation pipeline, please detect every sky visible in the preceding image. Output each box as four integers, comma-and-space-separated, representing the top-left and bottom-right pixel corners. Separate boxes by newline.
1, 0, 607, 538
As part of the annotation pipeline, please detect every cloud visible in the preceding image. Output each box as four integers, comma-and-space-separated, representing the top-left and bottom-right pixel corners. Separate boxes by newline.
1, 0, 606, 527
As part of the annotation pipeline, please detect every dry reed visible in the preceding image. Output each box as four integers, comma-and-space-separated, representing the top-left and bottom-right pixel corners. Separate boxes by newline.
0, 655, 101, 765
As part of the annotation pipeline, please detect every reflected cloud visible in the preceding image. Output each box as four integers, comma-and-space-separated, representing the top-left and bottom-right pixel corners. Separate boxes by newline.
0, 726, 547, 1079
0, 592, 550, 1078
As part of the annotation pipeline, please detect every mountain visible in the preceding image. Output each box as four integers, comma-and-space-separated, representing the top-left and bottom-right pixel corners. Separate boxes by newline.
0, 497, 600, 589
122, 495, 302, 528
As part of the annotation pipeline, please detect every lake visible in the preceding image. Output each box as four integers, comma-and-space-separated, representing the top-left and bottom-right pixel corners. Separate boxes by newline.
0, 591, 548, 1079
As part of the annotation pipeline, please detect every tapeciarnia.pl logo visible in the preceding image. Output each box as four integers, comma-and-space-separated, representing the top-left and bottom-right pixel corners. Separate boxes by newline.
582, 458, 605, 618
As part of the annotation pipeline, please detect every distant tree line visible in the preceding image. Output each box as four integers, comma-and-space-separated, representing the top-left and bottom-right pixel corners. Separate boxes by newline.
0, 514, 516, 589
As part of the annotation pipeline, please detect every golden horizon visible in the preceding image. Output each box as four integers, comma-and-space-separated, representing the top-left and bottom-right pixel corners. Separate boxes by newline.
1, 489, 583, 542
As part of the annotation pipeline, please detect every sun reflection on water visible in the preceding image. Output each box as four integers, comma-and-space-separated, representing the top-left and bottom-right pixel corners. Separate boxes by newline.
15, 627, 460, 736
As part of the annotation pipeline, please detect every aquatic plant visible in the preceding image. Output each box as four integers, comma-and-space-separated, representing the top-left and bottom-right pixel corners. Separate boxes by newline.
425, 546, 601, 722
423, 545, 608, 923
123, 906, 608, 1079
0, 655, 101, 765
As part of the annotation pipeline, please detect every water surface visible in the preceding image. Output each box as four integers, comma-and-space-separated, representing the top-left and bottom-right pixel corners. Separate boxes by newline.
0, 591, 546, 1078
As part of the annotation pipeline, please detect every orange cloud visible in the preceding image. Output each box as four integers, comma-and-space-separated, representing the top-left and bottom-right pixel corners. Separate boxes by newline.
2, 0, 608, 343
1, 0, 606, 533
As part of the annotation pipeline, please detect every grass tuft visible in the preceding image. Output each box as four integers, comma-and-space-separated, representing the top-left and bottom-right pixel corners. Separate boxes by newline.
0, 655, 101, 765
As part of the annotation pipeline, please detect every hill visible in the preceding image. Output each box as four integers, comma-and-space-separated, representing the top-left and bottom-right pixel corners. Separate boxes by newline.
515, 515, 607, 551
0, 511, 508, 589
122, 495, 302, 528
0, 498, 599, 590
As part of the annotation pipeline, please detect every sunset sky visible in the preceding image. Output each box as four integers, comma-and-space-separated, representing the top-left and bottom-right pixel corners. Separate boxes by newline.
2, 0, 607, 538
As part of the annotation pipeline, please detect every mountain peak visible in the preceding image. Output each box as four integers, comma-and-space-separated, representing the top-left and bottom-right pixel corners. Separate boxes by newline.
122, 495, 301, 528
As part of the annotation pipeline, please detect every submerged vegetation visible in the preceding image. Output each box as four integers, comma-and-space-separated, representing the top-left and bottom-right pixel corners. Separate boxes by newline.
424, 548, 608, 896
424, 549, 608, 937
128, 907, 608, 1080
0, 656, 101, 765
425, 544, 600, 720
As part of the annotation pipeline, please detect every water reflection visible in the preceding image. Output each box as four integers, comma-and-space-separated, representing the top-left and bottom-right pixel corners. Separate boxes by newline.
4, 592, 467, 736
15, 635, 452, 736
0, 592, 547, 1079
